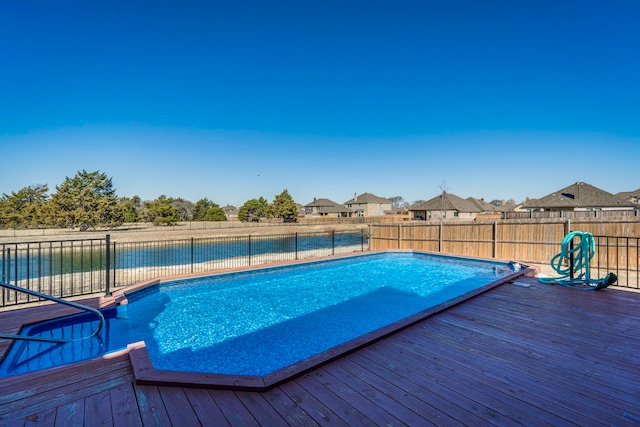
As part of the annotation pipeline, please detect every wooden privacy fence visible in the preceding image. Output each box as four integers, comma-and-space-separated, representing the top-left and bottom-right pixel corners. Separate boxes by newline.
370, 219, 640, 289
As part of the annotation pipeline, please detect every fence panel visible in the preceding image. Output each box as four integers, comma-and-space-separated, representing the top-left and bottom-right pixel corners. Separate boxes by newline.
593, 236, 640, 290
0, 230, 368, 307
442, 223, 494, 258
1, 238, 109, 305
111, 230, 370, 290
496, 221, 566, 263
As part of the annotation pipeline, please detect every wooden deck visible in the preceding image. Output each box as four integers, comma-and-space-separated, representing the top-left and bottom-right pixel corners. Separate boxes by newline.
1, 276, 640, 426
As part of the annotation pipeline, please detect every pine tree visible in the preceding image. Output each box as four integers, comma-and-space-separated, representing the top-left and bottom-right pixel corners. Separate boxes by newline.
48, 170, 123, 230
271, 189, 298, 222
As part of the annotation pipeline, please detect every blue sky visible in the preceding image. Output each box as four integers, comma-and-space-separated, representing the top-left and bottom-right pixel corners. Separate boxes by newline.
1, 1, 638, 207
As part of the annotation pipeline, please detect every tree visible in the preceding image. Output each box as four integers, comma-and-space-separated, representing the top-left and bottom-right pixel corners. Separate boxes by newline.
271, 189, 298, 222
193, 198, 226, 221
489, 198, 516, 206
388, 196, 407, 208
193, 198, 216, 221
48, 170, 123, 231
238, 197, 270, 222
118, 196, 142, 222
0, 184, 49, 228
204, 206, 227, 221
142, 195, 180, 226
171, 198, 195, 221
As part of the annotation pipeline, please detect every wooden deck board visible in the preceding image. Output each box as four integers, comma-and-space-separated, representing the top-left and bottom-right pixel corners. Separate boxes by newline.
83, 390, 113, 427
278, 379, 349, 427
134, 385, 172, 426
157, 386, 202, 426
183, 388, 231, 427
1, 277, 640, 426
108, 382, 142, 427
54, 398, 84, 427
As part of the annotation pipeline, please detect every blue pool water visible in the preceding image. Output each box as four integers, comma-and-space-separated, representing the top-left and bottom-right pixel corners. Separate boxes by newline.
0, 252, 517, 377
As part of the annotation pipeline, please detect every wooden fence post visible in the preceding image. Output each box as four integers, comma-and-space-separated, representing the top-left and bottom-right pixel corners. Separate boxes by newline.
493, 221, 497, 258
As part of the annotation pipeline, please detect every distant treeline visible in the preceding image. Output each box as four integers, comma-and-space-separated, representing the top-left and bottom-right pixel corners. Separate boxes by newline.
0, 170, 298, 230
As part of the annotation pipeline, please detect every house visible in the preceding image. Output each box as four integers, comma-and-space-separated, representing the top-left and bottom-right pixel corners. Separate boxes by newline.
520, 182, 635, 212
467, 197, 516, 213
344, 193, 392, 217
304, 198, 353, 217
409, 192, 481, 220
467, 197, 496, 213
222, 205, 238, 218
616, 189, 640, 207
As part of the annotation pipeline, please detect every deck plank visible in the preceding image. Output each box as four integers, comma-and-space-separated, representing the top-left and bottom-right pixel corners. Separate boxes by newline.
157, 386, 201, 426
381, 330, 576, 426
261, 387, 321, 427
233, 391, 288, 426
54, 398, 84, 427
183, 388, 231, 427
309, 366, 408, 426
207, 390, 259, 427
278, 379, 349, 427
83, 391, 113, 427
294, 373, 378, 426
109, 382, 142, 427
356, 344, 498, 426
23, 407, 56, 426
133, 385, 171, 426
0, 373, 133, 423
334, 356, 447, 426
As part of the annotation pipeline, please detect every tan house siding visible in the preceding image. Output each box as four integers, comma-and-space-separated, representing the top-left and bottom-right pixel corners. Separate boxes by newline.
344, 193, 392, 217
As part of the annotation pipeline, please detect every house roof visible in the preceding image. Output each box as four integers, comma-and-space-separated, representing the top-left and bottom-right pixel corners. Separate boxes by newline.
522, 182, 635, 209
616, 189, 640, 199
304, 198, 353, 214
344, 192, 391, 204
410, 192, 482, 213
305, 198, 341, 208
467, 197, 516, 213
467, 197, 495, 212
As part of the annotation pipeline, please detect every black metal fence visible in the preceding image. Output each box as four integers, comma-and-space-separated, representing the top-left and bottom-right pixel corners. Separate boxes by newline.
1, 237, 111, 306
0, 230, 368, 307
592, 236, 640, 289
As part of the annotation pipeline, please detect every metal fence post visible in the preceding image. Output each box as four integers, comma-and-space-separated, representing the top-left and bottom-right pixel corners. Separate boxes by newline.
332, 230, 335, 255
191, 237, 194, 273
105, 234, 111, 296
248, 235, 252, 266
295, 232, 298, 260
112, 241, 116, 292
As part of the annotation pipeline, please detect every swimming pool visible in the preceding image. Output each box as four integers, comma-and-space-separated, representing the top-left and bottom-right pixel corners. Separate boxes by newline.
0, 251, 527, 389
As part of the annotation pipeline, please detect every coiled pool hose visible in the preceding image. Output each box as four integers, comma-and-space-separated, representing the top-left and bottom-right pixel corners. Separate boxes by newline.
538, 231, 616, 290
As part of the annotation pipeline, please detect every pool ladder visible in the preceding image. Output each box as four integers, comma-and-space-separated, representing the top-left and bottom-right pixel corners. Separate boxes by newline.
0, 281, 105, 344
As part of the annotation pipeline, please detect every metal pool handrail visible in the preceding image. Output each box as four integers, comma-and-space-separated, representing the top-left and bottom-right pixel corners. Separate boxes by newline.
0, 281, 105, 344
